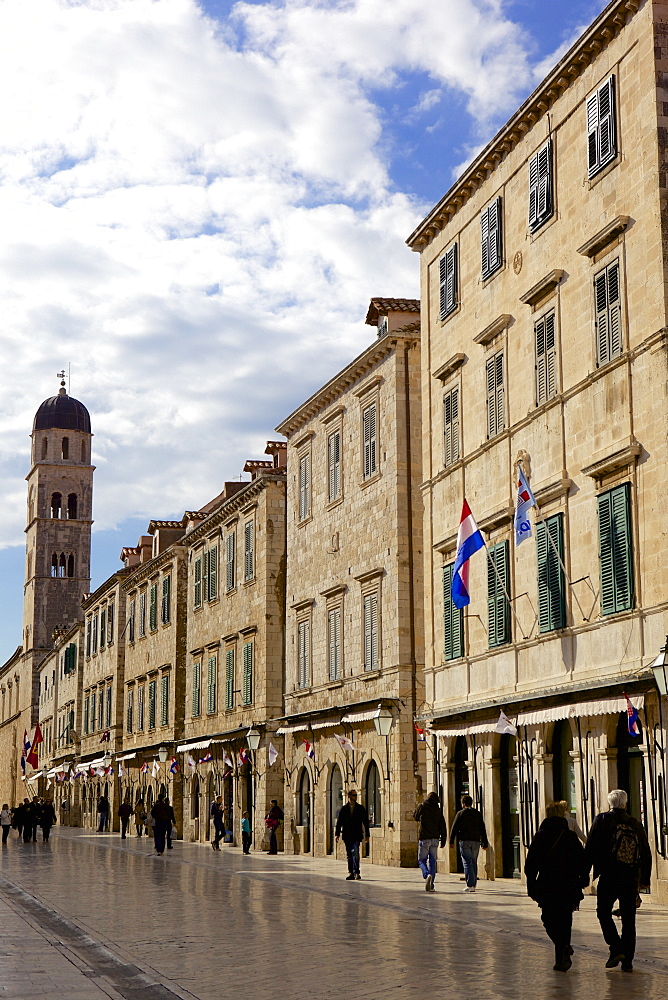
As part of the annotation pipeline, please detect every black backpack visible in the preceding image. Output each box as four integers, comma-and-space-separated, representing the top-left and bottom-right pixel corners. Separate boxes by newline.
611, 820, 640, 866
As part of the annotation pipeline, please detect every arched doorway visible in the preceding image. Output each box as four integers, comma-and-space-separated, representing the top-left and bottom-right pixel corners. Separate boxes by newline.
552, 720, 576, 812
616, 712, 646, 826
328, 765, 343, 854
500, 734, 520, 878
297, 767, 311, 853
454, 736, 469, 803
207, 773, 216, 841
224, 770, 234, 839
365, 760, 381, 828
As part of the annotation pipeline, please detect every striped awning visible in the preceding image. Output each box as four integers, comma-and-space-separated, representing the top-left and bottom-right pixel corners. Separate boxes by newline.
176, 738, 211, 752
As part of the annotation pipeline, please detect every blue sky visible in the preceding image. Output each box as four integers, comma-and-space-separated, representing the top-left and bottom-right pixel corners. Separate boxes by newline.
0, 0, 609, 665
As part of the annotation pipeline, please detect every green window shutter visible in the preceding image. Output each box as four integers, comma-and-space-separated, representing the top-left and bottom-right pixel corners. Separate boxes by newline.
160, 675, 169, 726
443, 386, 459, 467
128, 602, 135, 643
90, 692, 96, 731
194, 557, 202, 607
192, 662, 201, 717
226, 533, 235, 591
100, 609, 106, 649
207, 656, 217, 713
105, 686, 112, 727
299, 454, 311, 519
535, 311, 556, 405
242, 642, 253, 705
107, 604, 114, 644
481, 197, 502, 280
161, 575, 171, 623
487, 541, 511, 647
126, 691, 133, 733
486, 351, 504, 438
443, 563, 464, 660
598, 483, 634, 615
208, 546, 217, 600
84, 696, 89, 734
225, 649, 235, 710
138, 593, 146, 637
244, 522, 254, 581
363, 591, 379, 671
149, 584, 157, 631
536, 514, 565, 633
148, 680, 156, 729
439, 243, 458, 320
298, 621, 310, 688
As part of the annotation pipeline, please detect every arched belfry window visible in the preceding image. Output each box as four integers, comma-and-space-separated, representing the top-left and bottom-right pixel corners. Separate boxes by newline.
42, 437, 48, 459
61, 437, 69, 460
67, 554, 75, 578
51, 554, 58, 578
51, 493, 62, 519
67, 494, 77, 519
59, 553, 66, 578
365, 760, 381, 827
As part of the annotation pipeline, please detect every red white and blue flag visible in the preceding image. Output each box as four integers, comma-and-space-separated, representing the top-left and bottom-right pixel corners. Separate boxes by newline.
140, 762, 149, 774
238, 748, 250, 766
451, 500, 485, 609
199, 752, 213, 764
169, 757, 179, 774
624, 693, 640, 737
26, 724, 43, 770
514, 466, 537, 547
302, 739, 315, 760
20, 729, 30, 774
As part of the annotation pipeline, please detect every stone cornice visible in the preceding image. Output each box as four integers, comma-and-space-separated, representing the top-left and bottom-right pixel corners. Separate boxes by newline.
576, 214, 632, 257
406, 0, 640, 252
275, 333, 418, 438
184, 474, 286, 547
82, 569, 133, 610
121, 543, 186, 593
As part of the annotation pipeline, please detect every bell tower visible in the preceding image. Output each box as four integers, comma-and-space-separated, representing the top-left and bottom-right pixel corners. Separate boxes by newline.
23, 377, 94, 674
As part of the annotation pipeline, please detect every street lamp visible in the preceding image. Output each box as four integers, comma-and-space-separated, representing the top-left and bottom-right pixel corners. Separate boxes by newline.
246, 727, 261, 828
373, 705, 394, 779
246, 727, 261, 752
102, 752, 112, 769
650, 636, 668, 697
158, 745, 168, 763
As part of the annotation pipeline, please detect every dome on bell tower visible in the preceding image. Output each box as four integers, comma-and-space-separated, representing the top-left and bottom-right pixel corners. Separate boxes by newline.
33, 384, 91, 434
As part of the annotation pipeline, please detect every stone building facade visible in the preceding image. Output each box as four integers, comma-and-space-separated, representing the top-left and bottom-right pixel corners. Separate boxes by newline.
408, 0, 668, 899
275, 298, 425, 867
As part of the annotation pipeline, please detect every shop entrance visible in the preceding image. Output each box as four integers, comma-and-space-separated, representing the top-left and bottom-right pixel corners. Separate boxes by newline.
616, 712, 647, 827
328, 764, 342, 854
500, 734, 521, 878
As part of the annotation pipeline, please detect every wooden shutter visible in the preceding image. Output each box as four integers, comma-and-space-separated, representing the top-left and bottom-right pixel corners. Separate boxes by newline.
595, 261, 622, 366
138, 593, 146, 636
299, 454, 310, 519
126, 691, 132, 733
244, 522, 254, 581
444, 386, 459, 467
442, 564, 464, 660
439, 243, 458, 320
487, 541, 511, 647
328, 607, 341, 680
148, 680, 156, 729
100, 609, 106, 648
194, 557, 202, 607
107, 604, 114, 644
208, 657, 217, 713
586, 89, 599, 174
587, 76, 616, 176
202, 549, 210, 603
536, 514, 565, 633
226, 532, 235, 591
529, 141, 552, 231
161, 575, 171, 623
486, 352, 504, 437
535, 311, 556, 404
598, 483, 634, 615
225, 648, 234, 709
193, 662, 201, 717
242, 642, 253, 705
149, 583, 157, 631
298, 621, 310, 688
129, 602, 135, 643
161, 675, 169, 726
363, 592, 379, 671
482, 198, 502, 279
607, 261, 622, 357
105, 686, 111, 727
328, 431, 341, 501
208, 546, 217, 600
363, 404, 377, 478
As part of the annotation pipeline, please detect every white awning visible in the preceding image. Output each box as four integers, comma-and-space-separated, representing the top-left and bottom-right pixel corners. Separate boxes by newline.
176, 738, 211, 752
116, 752, 136, 762
276, 724, 309, 735
26, 773, 39, 783
311, 720, 341, 731
341, 708, 381, 724
432, 694, 646, 737
80, 757, 106, 768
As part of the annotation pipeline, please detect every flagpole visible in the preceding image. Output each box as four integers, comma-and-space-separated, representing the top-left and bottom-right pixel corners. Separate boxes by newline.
482, 539, 529, 640
531, 500, 590, 623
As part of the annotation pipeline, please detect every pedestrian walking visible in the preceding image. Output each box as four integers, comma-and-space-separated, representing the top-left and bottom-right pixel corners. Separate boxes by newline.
96, 795, 110, 833
525, 801, 589, 972
211, 795, 226, 851
134, 798, 147, 837
585, 789, 652, 972
413, 791, 447, 892
1, 803, 12, 844
39, 799, 57, 842
560, 801, 586, 843
151, 793, 171, 856
23, 797, 40, 842
265, 799, 283, 855
241, 811, 252, 854
165, 797, 176, 849
12, 801, 24, 839
118, 798, 132, 839
449, 794, 489, 892
335, 789, 370, 880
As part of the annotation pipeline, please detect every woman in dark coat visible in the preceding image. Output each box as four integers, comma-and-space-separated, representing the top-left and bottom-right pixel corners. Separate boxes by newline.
525, 802, 589, 972
39, 799, 57, 842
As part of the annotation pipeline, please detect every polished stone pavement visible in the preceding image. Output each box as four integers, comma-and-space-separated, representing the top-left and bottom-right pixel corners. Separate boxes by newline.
1, 827, 667, 1000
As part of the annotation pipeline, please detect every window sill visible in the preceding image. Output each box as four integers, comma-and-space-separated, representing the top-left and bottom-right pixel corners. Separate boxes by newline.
481, 261, 505, 287
361, 669, 381, 681
440, 302, 460, 327
359, 471, 381, 490
586, 154, 621, 190
226, 588, 237, 598
326, 496, 344, 512
293, 686, 312, 698
242, 578, 255, 588
327, 679, 344, 689
297, 515, 313, 528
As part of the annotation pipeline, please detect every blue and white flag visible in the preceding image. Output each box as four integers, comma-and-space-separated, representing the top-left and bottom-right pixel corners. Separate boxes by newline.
451, 499, 485, 609
514, 466, 537, 547
624, 693, 640, 737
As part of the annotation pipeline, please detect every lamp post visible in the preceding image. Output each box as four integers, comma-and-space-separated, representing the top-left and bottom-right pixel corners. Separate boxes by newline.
651, 637, 668, 697
373, 706, 394, 778
246, 727, 261, 822
158, 745, 168, 764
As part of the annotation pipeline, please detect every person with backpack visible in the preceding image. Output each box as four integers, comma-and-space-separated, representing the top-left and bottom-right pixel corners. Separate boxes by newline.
585, 788, 652, 972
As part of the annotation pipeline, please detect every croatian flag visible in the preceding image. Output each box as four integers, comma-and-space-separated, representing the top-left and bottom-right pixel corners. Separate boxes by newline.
169, 757, 179, 774
451, 500, 485, 609
302, 739, 315, 760
20, 729, 30, 774
199, 752, 213, 764
624, 693, 640, 737
414, 724, 426, 743
333, 733, 355, 752
140, 762, 149, 774
238, 748, 250, 766
223, 752, 234, 769
514, 466, 537, 547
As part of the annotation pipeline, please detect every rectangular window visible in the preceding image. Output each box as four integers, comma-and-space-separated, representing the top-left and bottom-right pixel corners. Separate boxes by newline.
226, 532, 236, 592
297, 621, 310, 688
107, 603, 114, 645
194, 557, 202, 608
137, 686, 145, 730
362, 403, 377, 479
105, 686, 112, 728
138, 592, 146, 637
594, 260, 622, 366
202, 549, 210, 603
328, 430, 341, 501
90, 691, 96, 731
92, 614, 98, 654
363, 591, 379, 671
244, 522, 254, 582
535, 310, 557, 405
225, 648, 235, 710
207, 656, 217, 713
149, 583, 157, 631
481, 196, 502, 280
598, 482, 634, 616
299, 454, 311, 520
328, 607, 341, 681
439, 243, 458, 320
84, 695, 90, 735
443, 563, 464, 660
161, 575, 171, 624
100, 609, 106, 649
160, 675, 169, 726
208, 546, 218, 600
126, 690, 133, 734
528, 140, 553, 232
242, 641, 253, 705
443, 386, 459, 468
97, 690, 103, 730
192, 661, 201, 717
486, 351, 505, 438
537, 514, 566, 633
86, 619, 92, 658
64, 642, 77, 675
148, 679, 157, 729
128, 600, 135, 643
487, 540, 511, 648
587, 75, 616, 178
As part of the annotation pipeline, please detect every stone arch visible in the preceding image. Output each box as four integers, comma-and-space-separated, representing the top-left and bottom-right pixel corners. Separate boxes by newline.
59, 553, 66, 578
363, 756, 382, 828
42, 437, 48, 459
50, 492, 62, 518
61, 437, 69, 460
51, 553, 58, 578
67, 493, 77, 519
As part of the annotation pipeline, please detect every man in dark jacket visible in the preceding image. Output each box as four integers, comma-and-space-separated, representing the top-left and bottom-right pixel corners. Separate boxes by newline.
23, 797, 40, 842
585, 788, 652, 972
449, 794, 489, 892
151, 793, 172, 856
525, 802, 589, 972
118, 798, 132, 839
413, 792, 447, 891
39, 799, 57, 842
335, 789, 370, 880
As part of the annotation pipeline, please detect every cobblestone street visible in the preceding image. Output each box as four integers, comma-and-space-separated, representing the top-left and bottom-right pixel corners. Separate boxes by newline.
1, 828, 667, 1000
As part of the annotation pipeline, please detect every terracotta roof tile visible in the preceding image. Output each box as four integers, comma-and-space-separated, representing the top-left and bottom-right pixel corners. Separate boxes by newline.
365, 297, 420, 325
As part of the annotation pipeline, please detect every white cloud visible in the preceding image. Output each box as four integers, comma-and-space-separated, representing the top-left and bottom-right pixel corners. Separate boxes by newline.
0, 0, 541, 564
